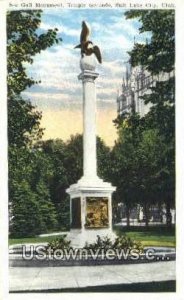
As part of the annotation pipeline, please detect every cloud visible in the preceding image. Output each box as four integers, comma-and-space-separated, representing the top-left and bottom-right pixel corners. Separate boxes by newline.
40, 21, 80, 37
94, 25, 132, 51
24, 39, 124, 108
23, 45, 82, 106
109, 15, 139, 37
101, 60, 125, 75
22, 9, 150, 145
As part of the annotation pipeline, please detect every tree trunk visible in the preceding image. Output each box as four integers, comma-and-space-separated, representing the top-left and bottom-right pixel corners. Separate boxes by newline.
166, 201, 172, 227
126, 206, 130, 227
144, 203, 149, 227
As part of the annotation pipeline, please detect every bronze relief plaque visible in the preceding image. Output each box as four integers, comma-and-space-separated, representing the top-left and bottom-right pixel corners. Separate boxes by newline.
85, 197, 109, 228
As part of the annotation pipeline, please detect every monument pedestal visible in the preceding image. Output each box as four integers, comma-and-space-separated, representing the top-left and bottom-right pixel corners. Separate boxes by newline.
66, 55, 116, 248
66, 177, 116, 248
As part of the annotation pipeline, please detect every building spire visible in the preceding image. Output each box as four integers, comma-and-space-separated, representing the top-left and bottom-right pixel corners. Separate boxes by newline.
122, 76, 125, 89
126, 65, 129, 87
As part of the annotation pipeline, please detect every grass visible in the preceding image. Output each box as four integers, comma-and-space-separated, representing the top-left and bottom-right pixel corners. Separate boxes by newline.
126, 232, 175, 247
9, 234, 68, 246
114, 226, 176, 247
9, 226, 175, 247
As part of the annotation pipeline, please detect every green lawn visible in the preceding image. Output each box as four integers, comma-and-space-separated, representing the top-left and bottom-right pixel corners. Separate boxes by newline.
124, 231, 175, 247
114, 226, 176, 247
9, 234, 68, 246
9, 226, 175, 247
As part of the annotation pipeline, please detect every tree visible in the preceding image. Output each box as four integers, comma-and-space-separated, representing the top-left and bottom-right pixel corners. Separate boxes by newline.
35, 180, 58, 232
125, 10, 174, 74
124, 10, 175, 144
112, 116, 168, 227
7, 10, 61, 97
64, 135, 83, 185
124, 9, 175, 140
10, 180, 41, 237
135, 128, 168, 226
8, 96, 43, 147
7, 10, 61, 147
38, 139, 71, 230
10, 179, 58, 237
39, 135, 112, 230
9, 145, 59, 237
7, 10, 62, 236
111, 116, 142, 226
97, 137, 112, 181
117, 10, 176, 226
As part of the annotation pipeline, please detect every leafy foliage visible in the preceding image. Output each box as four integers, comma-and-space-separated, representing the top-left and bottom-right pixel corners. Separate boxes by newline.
84, 235, 143, 252
125, 10, 174, 74
46, 234, 143, 253
8, 10, 62, 237
7, 10, 60, 96
46, 235, 72, 251
9, 148, 58, 237
8, 96, 43, 147
9, 133, 112, 237
10, 180, 42, 237
111, 114, 169, 225
39, 135, 112, 231
112, 10, 175, 226
7, 10, 61, 147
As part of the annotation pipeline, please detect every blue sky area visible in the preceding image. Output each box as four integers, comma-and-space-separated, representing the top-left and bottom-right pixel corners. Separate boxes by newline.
21, 9, 150, 145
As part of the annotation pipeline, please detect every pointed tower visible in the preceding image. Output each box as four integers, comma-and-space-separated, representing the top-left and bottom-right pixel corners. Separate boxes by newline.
126, 65, 129, 87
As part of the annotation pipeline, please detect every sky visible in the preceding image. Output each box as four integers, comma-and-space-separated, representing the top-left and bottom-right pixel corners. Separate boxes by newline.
22, 9, 149, 147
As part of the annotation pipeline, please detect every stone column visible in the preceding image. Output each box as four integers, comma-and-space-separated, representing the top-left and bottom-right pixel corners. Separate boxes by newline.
66, 55, 116, 247
78, 55, 99, 182
78, 66, 99, 180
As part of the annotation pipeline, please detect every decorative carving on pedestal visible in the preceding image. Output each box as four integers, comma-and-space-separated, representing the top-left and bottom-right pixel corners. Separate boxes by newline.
85, 197, 109, 228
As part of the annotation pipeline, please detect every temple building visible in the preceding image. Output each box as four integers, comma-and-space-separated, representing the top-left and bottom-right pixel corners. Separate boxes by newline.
115, 63, 175, 226
117, 64, 173, 117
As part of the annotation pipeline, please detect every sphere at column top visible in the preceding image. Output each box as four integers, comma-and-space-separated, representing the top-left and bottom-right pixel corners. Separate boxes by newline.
80, 55, 97, 71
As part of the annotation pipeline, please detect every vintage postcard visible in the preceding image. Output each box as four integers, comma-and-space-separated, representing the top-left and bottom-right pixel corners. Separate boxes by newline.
0, 0, 183, 299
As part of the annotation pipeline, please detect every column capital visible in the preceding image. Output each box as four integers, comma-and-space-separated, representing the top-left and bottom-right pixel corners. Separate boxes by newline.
78, 70, 99, 83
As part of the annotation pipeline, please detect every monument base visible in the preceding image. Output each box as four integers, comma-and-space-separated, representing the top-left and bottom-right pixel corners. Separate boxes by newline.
66, 177, 116, 248
67, 228, 117, 248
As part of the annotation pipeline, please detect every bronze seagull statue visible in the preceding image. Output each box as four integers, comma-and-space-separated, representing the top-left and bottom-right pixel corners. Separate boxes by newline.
74, 21, 102, 64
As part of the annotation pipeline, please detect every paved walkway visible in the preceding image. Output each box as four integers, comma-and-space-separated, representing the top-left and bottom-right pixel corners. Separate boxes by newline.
9, 261, 175, 292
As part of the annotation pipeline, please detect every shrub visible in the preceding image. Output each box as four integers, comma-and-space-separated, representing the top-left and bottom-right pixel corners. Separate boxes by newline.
84, 235, 143, 253
46, 235, 72, 251
46, 234, 143, 254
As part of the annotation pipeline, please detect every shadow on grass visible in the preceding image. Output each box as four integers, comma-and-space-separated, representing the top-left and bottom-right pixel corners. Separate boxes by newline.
10, 280, 176, 293
114, 225, 175, 234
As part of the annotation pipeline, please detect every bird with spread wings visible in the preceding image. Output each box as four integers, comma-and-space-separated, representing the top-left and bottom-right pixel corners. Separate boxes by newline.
74, 21, 102, 64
